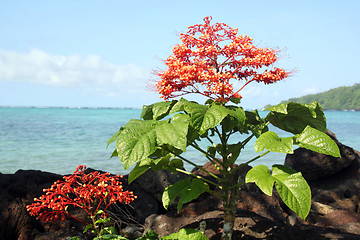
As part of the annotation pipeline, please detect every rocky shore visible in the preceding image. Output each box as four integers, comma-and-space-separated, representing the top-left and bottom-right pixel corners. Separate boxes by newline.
1, 130, 360, 240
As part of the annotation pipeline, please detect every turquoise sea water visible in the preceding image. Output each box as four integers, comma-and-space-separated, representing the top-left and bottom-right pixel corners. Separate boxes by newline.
1, 107, 359, 175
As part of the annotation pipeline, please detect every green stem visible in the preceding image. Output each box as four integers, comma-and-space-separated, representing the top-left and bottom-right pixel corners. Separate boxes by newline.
227, 180, 245, 190
241, 133, 254, 147
220, 126, 229, 168
91, 214, 101, 237
174, 168, 222, 189
171, 151, 221, 181
190, 142, 223, 167
206, 136, 216, 147
230, 150, 271, 175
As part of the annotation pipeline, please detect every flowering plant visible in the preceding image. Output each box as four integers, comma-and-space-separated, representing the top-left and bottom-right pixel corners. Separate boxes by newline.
109, 17, 340, 240
155, 16, 288, 102
27, 165, 136, 238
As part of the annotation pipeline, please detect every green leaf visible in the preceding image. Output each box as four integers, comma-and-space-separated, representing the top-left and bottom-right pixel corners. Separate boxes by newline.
155, 114, 190, 151
69, 237, 80, 240
136, 230, 159, 240
94, 235, 128, 240
161, 228, 209, 240
168, 158, 184, 170
110, 149, 118, 159
94, 217, 108, 225
95, 209, 105, 215
170, 99, 207, 131
200, 105, 229, 135
150, 155, 172, 171
244, 110, 268, 136
140, 104, 154, 120
228, 106, 246, 126
128, 163, 150, 183
266, 102, 326, 134
255, 131, 294, 153
141, 101, 176, 120
221, 106, 246, 133
245, 165, 275, 196
99, 226, 119, 236
226, 142, 243, 164
205, 99, 214, 105
107, 128, 122, 147
271, 165, 311, 220
170, 99, 229, 136
229, 96, 241, 104
116, 119, 160, 169
294, 126, 341, 157
246, 164, 311, 220
162, 178, 209, 212
83, 224, 94, 233
170, 98, 201, 115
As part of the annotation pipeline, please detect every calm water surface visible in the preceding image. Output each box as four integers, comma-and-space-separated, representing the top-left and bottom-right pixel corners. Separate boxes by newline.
1, 107, 359, 175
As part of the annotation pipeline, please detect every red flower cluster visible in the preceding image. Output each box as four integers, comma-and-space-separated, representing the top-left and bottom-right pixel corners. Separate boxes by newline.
27, 165, 136, 224
155, 16, 290, 102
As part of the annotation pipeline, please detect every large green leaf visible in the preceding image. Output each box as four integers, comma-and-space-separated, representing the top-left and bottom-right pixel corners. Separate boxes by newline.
161, 228, 209, 240
272, 165, 311, 220
170, 98, 207, 130
141, 101, 176, 120
220, 106, 246, 133
170, 99, 229, 135
228, 106, 246, 126
116, 119, 160, 169
155, 114, 190, 152
170, 98, 201, 115
244, 110, 268, 136
246, 164, 311, 220
294, 125, 341, 157
107, 128, 122, 147
128, 155, 184, 183
162, 178, 209, 212
266, 102, 326, 134
245, 165, 275, 196
128, 163, 150, 183
199, 104, 229, 135
255, 131, 294, 153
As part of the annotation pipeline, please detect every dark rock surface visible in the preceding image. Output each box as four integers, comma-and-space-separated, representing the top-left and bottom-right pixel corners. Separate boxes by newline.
2, 131, 360, 239
285, 129, 358, 181
133, 169, 188, 204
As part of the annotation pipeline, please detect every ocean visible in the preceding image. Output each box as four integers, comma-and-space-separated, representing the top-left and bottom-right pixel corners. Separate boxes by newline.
1, 107, 359, 175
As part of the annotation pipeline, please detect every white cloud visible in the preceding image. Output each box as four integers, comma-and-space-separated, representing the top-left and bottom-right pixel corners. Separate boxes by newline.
0, 49, 150, 95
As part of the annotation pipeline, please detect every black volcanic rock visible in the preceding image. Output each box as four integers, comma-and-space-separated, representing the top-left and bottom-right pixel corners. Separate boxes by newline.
2, 136, 360, 239
285, 129, 358, 181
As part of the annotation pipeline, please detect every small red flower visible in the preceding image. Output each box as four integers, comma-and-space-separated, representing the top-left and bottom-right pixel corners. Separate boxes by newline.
27, 165, 136, 225
154, 16, 290, 102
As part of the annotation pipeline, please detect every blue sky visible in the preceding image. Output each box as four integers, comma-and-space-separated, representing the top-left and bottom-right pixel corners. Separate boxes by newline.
0, 0, 359, 109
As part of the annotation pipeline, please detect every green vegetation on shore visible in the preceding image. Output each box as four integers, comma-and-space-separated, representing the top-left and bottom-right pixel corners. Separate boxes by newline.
265, 84, 360, 110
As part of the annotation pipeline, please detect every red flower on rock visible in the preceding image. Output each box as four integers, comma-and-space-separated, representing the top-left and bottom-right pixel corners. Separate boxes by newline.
154, 16, 290, 102
27, 165, 136, 224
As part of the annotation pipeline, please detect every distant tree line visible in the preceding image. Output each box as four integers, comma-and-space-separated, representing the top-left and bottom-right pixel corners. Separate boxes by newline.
265, 83, 360, 110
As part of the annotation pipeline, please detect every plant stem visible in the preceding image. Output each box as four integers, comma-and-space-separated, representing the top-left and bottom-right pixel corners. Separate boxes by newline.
221, 168, 240, 240
91, 214, 100, 237
206, 136, 216, 147
174, 168, 221, 189
171, 152, 221, 181
230, 150, 271, 175
190, 142, 223, 168
241, 133, 254, 147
